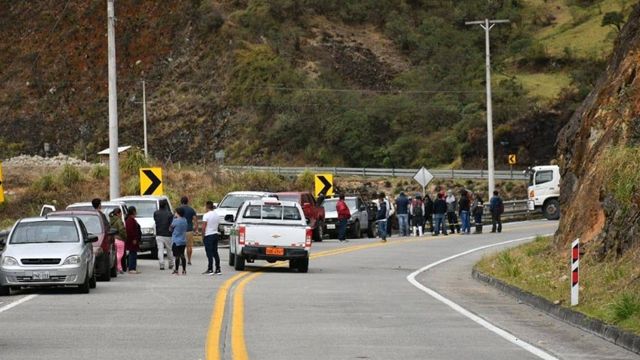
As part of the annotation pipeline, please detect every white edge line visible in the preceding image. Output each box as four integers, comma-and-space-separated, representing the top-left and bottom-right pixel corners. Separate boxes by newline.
0, 294, 38, 314
407, 234, 559, 360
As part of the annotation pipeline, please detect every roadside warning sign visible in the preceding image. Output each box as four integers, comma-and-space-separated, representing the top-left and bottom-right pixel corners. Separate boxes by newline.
140, 167, 163, 196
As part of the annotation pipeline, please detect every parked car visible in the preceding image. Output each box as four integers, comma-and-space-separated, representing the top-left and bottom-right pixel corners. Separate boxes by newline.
227, 198, 312, 272
66, 201, 129, 223
0, 216, 97, 295
216, 191, 277, 240
276, 192, 325, 242
47, 210, 117, 281
111, 195, 173, 259
323, 196, 372, 239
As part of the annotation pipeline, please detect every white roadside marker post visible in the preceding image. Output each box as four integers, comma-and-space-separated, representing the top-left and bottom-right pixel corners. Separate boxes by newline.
571, 238, 580, 306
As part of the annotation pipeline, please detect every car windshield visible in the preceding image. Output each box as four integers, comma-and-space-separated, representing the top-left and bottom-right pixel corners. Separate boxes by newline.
243, 205, 301, 220
121, 200, 157, 218
10, 221, 79, 244
323, 198, 357, 212
49, 214, 102, 235
67, 205, 121, 217
220, 195, 263, 209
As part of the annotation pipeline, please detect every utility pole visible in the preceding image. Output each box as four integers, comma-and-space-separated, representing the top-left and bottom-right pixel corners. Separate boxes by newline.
465, 18, 509, 197
107, 0, 120, 199
142, 80, 148, 159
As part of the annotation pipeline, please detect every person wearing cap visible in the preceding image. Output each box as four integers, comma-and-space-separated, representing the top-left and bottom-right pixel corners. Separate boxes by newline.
178, 196, 198, 266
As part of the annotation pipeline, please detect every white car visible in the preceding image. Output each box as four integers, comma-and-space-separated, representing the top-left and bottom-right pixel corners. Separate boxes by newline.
111, 195, 173, 258
227, 198, 312, 273
0, 217, 98, 295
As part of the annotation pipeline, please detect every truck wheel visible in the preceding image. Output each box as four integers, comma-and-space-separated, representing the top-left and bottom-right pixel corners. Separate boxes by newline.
0, 285, 10, 296
313, 225, 323, 242
289, 259, 298, 270
351, 221, 361, 239
234, 254, 245, 271
543, 199, 560, 220
297, 257, 309, 273
100, 255, 111, 281
229, 248, 235, 266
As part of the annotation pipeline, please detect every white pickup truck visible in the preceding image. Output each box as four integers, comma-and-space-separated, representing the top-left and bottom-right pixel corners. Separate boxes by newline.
227, 198, 312, 273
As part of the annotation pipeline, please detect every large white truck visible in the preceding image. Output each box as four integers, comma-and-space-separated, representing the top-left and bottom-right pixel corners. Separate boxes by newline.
227, 198, 312, 273
527, 165, 561, 220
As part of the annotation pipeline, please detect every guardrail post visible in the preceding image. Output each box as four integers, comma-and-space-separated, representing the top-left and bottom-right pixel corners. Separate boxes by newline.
392, 168, 396, 177
451, 168, 454, 179
363, 168, 366, 177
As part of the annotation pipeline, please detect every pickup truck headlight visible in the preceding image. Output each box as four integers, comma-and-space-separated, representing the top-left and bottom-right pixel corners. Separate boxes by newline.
63, 255, 81, 265
2, 256, 18, 266
142, 227, 155, 235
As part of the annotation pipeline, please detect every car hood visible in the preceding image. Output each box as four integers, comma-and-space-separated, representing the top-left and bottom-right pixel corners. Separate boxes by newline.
136, 217, 155, 230
325, 210, 338, 219
4, 242, 84, 260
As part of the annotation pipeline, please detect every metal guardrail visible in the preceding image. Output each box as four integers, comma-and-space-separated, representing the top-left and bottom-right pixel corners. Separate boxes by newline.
222, 166, 528, 181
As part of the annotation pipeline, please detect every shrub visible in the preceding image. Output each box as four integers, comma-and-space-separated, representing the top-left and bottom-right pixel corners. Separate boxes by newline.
91, 165, 109, 180
497, 252, 521, 278
603, 146, 640, 212
610, 293, 640, 323
121, 148, 149, 176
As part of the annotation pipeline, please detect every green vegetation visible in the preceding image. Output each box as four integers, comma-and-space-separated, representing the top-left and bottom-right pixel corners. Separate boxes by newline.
603, 145, 640, 213
477, 235, 640, 334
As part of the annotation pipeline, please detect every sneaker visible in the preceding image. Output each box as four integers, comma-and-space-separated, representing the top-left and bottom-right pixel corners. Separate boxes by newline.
182, 269, 187, 275
172, 270, 178, 275
118, 270, 125, 275
202, 269, 214, 275
214, 269, 222, 275
169, 263, 174, 270
187, 261, 192, 266
160, 266, 165, 271
129, 270, 140, 274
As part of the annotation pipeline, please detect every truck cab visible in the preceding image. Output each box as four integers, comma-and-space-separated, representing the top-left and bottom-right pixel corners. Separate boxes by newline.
527, 165, 560, 220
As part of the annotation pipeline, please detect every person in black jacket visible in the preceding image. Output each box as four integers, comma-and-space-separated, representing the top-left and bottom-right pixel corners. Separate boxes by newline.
432, 193, 448, 236
458, 189, 471, 234
424, 194, 434, 233
153, 199, 175, 270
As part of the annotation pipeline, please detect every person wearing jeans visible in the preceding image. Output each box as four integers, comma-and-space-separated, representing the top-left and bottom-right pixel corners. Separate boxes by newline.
154, 199, 175, 270
376, 193, 389, 242
125, 206, 141, 274
395, 192, 410, 236
432, 193, 448, 236
336, 193, 351, 242
201, 201, 222, 275
458, 189, 471, 234
170, 207, 188, 275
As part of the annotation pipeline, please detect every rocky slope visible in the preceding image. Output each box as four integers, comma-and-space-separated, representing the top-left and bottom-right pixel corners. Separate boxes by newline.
556, 3, 640, 256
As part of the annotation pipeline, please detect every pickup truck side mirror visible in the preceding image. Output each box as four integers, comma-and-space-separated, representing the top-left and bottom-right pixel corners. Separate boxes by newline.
213, 202, 219, 208
86, 234, 99, 243
224, 214, 235, 223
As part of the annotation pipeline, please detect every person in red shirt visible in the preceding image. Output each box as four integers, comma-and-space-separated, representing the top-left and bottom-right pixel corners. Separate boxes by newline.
336, 193, 351, 242
125, 206, 142, 274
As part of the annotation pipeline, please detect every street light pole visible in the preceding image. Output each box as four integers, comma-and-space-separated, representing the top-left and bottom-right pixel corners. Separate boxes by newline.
465, 18, 509, 197
142, 80, 148, 159
107, 0, 120, 199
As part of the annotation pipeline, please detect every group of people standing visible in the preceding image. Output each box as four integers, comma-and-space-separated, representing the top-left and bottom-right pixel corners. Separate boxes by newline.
374, 189, 505, 240
103, 196, 223, 276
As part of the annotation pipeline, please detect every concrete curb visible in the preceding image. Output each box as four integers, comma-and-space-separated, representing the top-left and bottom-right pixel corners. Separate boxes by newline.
472, 268, 640, 355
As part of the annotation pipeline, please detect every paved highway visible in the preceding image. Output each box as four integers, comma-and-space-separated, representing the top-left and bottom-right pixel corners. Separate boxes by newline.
0, 220, 637, 360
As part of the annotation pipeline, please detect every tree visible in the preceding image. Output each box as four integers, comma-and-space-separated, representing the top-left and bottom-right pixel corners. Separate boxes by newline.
602, 11, 625, 32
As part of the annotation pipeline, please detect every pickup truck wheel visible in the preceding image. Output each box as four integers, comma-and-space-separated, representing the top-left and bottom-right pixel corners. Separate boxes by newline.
0, 285, 10, 296
297, 257, 309, 273
543, 199, 560, 220
351, 221, 361, 239
313, 225, 323, 242
99, 255, 111, 281
289, 259, 298, 270
234, 254, 245, 271
229, 248, 235, 266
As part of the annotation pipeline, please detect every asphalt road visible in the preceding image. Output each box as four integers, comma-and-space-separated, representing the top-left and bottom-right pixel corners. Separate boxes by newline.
0, 220, 638, 360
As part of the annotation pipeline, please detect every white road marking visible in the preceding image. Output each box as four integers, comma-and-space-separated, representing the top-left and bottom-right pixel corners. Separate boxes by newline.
0, 294, 38, 314
407, 234, 559, 360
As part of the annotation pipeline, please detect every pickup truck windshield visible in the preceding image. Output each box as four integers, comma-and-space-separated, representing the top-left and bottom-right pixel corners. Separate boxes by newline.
11, 221, 79, 244
323, 198, 357, 212
121, 200, 157, 218
220, 195, 262, 209
243, 205, 302, 220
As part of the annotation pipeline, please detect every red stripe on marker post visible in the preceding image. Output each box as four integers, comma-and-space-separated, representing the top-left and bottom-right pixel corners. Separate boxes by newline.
571, 238, 580, 306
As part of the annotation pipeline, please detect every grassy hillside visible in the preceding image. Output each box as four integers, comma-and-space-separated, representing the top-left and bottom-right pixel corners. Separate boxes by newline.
0, 1, 628, 168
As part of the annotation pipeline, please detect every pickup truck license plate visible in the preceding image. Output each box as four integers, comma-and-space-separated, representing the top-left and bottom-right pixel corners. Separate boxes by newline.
32, 271, 50, 280
266, 247, 284, 256
326, 224, 336, 230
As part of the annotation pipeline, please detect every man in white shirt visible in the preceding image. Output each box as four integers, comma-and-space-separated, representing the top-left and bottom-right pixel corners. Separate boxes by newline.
201, 201, 222, 275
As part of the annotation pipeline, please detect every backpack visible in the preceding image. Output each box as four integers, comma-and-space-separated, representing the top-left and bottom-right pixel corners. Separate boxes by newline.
413, 200, 423, 218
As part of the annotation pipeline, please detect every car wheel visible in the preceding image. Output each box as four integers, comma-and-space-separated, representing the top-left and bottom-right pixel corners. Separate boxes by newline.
150, 246, 159, 260
543, 199, 560, 220
89, 272, 97, 289
351, 221, 360, 239
313, 224, 323, 242
0, 285, 10, 296
110, 245, 118, 278
100, 255, 111, 281
79, 271, 91, 294
289, 259, 298, 270
229, 248, 235, 266
297, 257, 309, 273
234, 254, 245, 271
